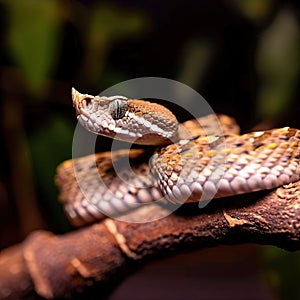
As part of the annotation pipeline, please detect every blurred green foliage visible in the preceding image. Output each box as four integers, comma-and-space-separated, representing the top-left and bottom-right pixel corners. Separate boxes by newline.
263, 246, 300, 300
2, 0, 148, 95
28, 113, 74, 227
84, 4, 148, 85
256, 9, 300, 118
233, 0, 274, 22
0, 1, 299, 299
3, 0, 62, 95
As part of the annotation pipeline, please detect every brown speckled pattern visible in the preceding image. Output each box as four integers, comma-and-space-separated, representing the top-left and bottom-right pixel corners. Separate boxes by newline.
56, 90, 300, 226
72, 88, 178, 146
151, 127, 300, 204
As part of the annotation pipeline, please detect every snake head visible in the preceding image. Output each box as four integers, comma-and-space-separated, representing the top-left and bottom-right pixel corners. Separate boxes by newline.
72, 88, 178, 145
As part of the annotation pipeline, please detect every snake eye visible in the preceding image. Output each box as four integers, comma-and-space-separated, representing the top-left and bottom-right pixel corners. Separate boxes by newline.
108, 99, 128, 119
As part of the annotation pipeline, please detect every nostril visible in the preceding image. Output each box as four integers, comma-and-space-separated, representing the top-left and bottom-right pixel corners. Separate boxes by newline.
82, 97, 92, 109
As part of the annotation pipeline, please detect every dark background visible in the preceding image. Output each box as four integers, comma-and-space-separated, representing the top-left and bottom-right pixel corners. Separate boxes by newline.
0, 0, 300, 299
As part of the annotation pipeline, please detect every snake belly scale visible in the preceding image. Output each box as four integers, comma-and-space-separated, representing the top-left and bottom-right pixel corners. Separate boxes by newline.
56, 89, 300, 226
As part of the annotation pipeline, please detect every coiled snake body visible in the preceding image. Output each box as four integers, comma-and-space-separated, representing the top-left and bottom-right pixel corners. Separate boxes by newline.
56, 89, 300, 226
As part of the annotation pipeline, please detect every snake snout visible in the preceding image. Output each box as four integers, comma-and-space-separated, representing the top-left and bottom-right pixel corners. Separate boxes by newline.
72, 87, 94, 115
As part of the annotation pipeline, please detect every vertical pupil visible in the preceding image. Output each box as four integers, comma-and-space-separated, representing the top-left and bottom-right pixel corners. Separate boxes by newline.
109, 99, 127, 119
116, 100, 121, 118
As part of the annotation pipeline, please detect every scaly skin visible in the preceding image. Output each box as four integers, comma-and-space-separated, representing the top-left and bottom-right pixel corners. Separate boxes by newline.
56, 89, 300, 226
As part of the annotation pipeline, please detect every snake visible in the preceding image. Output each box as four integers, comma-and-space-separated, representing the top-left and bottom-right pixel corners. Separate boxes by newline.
56, 88, 300, 226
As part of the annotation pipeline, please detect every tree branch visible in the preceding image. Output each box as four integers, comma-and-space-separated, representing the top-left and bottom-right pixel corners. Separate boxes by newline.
0, 181, 300, 299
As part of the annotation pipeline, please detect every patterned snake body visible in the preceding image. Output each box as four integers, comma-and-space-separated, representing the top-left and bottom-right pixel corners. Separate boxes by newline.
56, 89, 300, 226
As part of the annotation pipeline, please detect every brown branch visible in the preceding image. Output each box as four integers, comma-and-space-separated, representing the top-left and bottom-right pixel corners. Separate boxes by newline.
0, 181, 300, 299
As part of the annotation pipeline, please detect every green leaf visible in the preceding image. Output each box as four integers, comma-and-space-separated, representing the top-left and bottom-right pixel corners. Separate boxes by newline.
3, 0, 62, 95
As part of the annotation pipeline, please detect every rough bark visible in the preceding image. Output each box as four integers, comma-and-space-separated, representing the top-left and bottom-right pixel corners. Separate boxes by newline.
0, 181, 300, 299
